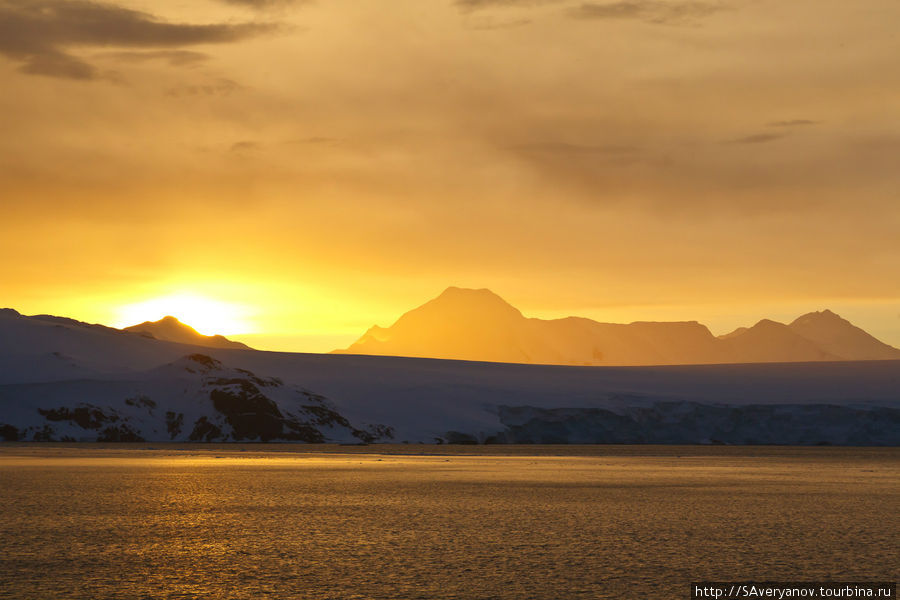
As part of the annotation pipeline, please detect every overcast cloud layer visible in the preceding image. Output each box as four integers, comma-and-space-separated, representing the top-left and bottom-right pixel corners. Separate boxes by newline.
1, 0, 898, 348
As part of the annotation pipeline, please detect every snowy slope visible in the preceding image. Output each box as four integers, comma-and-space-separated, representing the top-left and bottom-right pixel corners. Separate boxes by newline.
0, 308, 242, 380
0, 353, 391, 443
1, 308, 898, 444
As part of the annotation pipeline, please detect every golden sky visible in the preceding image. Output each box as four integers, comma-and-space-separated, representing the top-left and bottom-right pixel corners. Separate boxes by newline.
2, 0, 899, 351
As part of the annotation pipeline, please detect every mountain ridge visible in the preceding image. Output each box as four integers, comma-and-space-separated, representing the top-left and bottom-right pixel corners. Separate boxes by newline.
1, 306, 898, 445
335, 287, 900, 366
123, 316, 251, 350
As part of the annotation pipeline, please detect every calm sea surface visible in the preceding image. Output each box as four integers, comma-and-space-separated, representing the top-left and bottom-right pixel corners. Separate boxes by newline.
0, 445, 897, 599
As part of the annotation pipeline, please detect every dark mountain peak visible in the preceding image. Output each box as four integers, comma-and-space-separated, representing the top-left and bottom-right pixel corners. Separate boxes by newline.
126, 316, 196, 339
124, 317, 251, 350
147, 315, 189, 327
0, 308, 21, 318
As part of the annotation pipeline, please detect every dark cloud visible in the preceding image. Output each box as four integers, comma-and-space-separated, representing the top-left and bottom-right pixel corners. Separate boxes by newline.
515, 142, 640, 155
725, 133, 786, 144
455, 0, 566, 12
767, 119, 820, 128
509, 141, 649, 192
570, 1, 724, 24
218, 0, 307, 8
19, 50, 95, 79
510, 142, 648, 182
499, 137, 677, 209
467, 17, 533, 29
286, 137, 341, 144
0, 0, 275, 80
96, 50, 210, 67
166, 77, 242, 97
230, 141, 260, 152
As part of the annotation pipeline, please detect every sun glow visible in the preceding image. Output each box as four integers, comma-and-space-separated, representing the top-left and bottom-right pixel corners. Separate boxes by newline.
113, 293, 256, 336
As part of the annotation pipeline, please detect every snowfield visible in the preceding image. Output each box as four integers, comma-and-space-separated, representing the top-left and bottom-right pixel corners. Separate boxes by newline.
1, 309, 898, 444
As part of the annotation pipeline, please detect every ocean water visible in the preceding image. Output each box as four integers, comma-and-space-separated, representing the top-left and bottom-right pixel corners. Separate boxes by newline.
0, 445, 897, 599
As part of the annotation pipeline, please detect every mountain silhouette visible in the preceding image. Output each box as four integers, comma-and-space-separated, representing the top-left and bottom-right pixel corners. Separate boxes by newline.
719, 319, 838, 363
788, 309, 900, 360
335, 287, 900, 366
124, 316, 251, 350
2, 306, 899, 445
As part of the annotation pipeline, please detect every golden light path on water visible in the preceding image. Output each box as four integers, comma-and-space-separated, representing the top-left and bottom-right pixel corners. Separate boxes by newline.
1, 445, 897, 599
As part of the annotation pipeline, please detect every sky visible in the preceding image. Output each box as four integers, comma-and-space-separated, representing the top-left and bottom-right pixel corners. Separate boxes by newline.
1, 0, 899, 352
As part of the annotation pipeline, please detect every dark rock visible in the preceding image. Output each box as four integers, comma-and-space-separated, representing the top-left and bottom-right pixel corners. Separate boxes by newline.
187, 354, 223, 370
97, 425, 144, 442
301, 403, 351, 428
38, 406, 117, 430
210, 381, 284, 441
444, 431, 478, 444
492, 403, 900, 445
0, 424, 20, 441
189, 416, 222, 442
165, 411, 183, 440
280, 420, 325, 443
32, 425, 55, 442
234, 369, 281, 387
124, 395, 156, 410
352, 423, 395, 443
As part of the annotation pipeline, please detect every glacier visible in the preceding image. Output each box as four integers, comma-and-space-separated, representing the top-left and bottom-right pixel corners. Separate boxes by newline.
1, 309, 898, 444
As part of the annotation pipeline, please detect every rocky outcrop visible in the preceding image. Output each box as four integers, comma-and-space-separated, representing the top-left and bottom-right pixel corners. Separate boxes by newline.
481, 403, 900, 446
2, 354, 392, 443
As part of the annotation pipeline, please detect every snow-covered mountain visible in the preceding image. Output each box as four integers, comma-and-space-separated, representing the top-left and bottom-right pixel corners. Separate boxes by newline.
1, 307, 898, 445
335, 287, 900, 366
124, 315, 251, 350
1, 353, 390, 443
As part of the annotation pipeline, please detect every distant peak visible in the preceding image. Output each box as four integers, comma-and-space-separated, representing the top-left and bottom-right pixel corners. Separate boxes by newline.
752, 318, 784, 328
435, 287, 514, 304
439, 286, 500, 298
799, 309, 839, 317
128, 315, 200, 335
429, 287, 522, 316
335, 292, 900, 364
123, 316, 250, 350
790, 309, 846, 327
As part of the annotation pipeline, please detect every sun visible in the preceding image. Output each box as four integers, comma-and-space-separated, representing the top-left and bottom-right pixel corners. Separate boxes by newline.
113, 293, 256, 337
